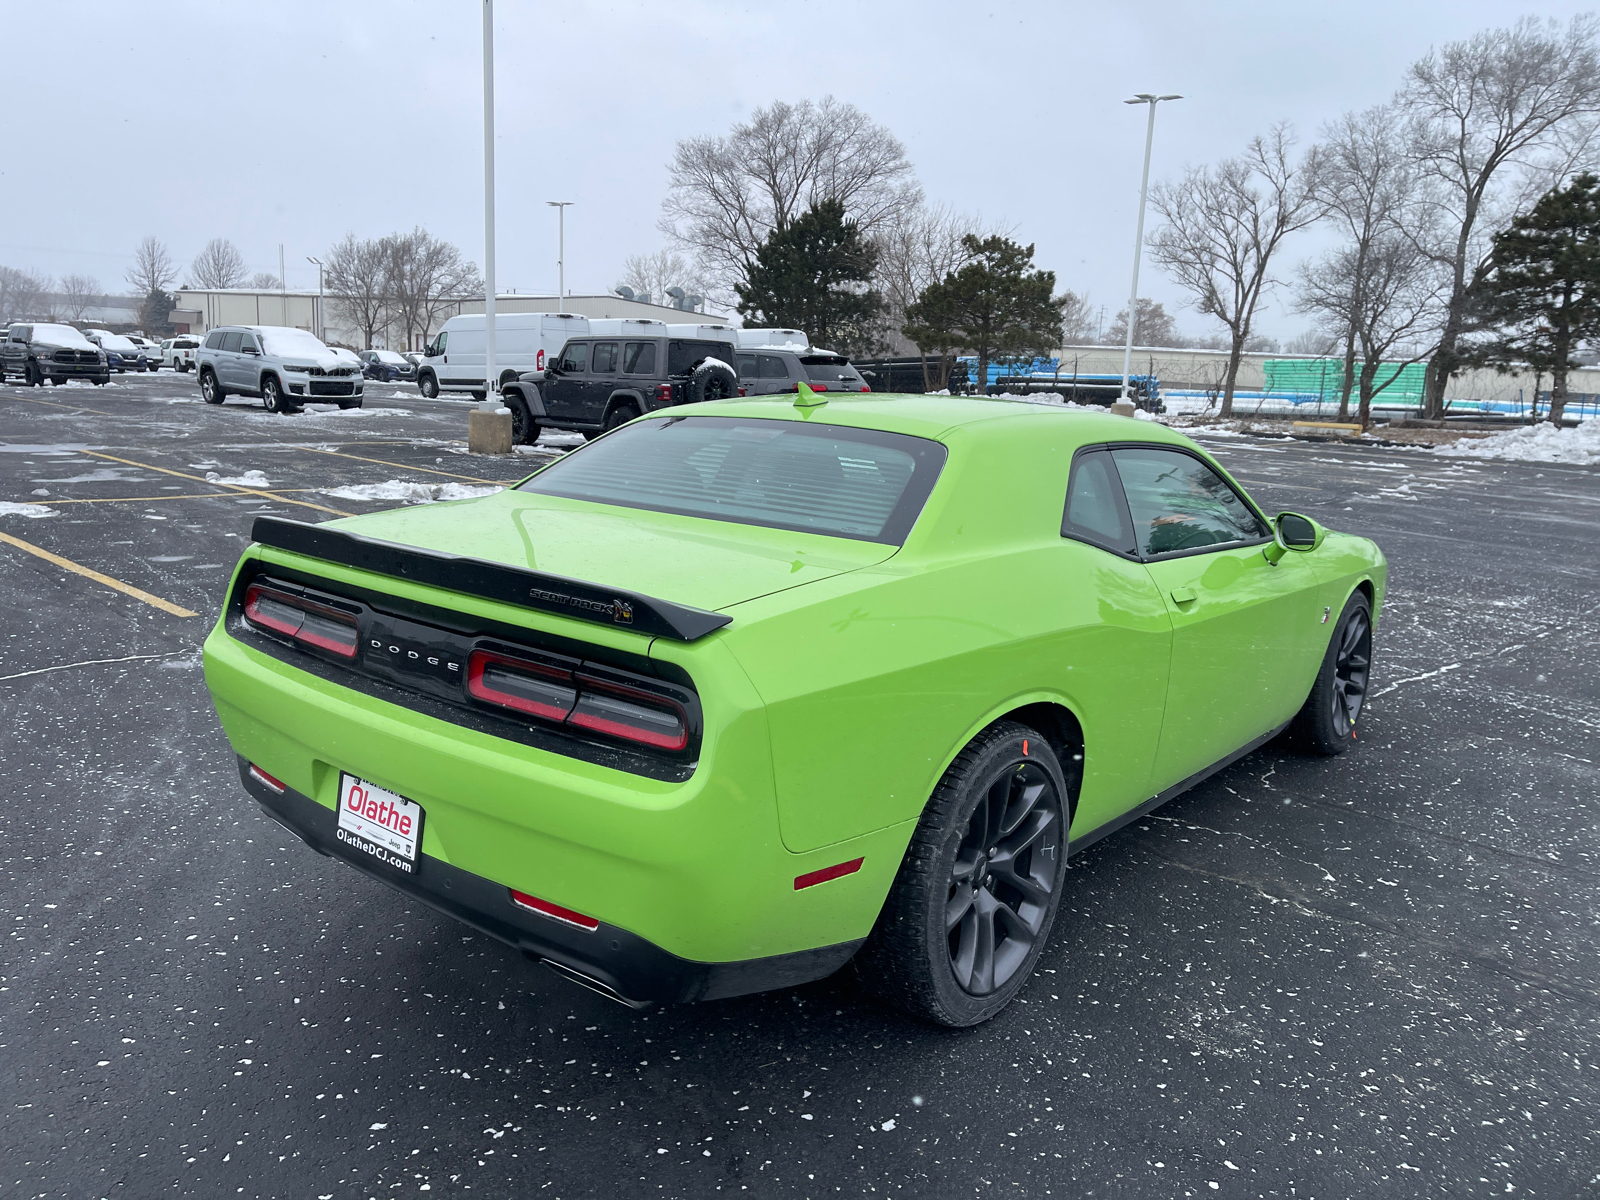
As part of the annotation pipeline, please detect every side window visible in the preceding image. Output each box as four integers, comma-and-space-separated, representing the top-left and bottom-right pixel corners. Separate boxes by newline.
219, 331, 243, 353
1062, 449, 1136, 556
591, 342, 618, 374
736, 354, 758, 380
1111, 446, 1269, 558
559, 341, 589, 373
239, 333, 259, 353
434, 331, 447, 355
204, 331, 223, 349
759, 354, 789, 379
623, 341, 657, 375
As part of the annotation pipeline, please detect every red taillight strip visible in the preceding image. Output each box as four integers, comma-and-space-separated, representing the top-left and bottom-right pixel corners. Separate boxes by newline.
569, 674, 689, 751
467, 649, 575, 721
794, 858, 864, 890
243, 582, 358, 659
247, 763, 287, 793
510, 889, 599, 931
242, 584, 301, 638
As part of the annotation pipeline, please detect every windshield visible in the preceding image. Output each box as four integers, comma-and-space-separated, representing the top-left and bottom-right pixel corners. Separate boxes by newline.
519, 416, 946, 544
258, 327, 333, 358
32, 323, 95, 349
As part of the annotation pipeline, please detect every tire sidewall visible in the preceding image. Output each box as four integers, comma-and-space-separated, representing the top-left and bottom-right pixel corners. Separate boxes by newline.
1301, 591, 1373, 753
689, 361, 738, 404
418, 371, 438, 399
200, 369, 222, 404
261, 375, 281, 413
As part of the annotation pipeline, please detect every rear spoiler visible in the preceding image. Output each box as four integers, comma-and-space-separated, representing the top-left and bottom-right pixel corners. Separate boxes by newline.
249, 517, 732, 642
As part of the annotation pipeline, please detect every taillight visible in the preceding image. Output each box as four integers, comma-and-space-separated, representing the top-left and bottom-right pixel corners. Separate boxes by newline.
795, 383, 829, 393
859, 385, 871, 392
737, 385, 747, 397
654, 383, 672, 404
510, 889, 599, 931
467, 647, 577, 722
568, 672, 689, 751
536, 348, 545, 371
243, 582, 358, 658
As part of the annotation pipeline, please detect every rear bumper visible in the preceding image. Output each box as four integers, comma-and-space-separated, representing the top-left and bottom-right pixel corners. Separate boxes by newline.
238, 755, 861, 1005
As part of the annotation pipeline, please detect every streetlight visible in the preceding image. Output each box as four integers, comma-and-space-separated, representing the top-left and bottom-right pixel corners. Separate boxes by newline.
483, 0, 498, 395
305, 256, 324, 342
1115, 92, 1182, 416
546, 201, 573, 306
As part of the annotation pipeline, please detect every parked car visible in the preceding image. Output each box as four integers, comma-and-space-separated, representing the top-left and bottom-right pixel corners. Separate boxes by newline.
499, 325, 739, 444
162, 336, 202, 372
0, 322, 109, 386
203, 392, 1385, 1023
416, 312, 590, 400
125, 334, 163, 369
357, 349, 416, 382
196, 325, 364, 414
734, 346, 870, 397
85, 329, 150, 373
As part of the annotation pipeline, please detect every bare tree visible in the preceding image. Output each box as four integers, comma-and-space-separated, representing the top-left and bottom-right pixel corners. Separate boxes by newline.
871, 203, 992, 357
661, 96, 922, 300
1401, 15, 1600, 418
385, 228, 481, 351
1282, 329, 1340, 355
0, 267, 51, 323
58, 273, 100, 323
1058, 289, 1096, 344
126, 236, 175, 297
1150, 124, 1324, 415
325, 233, 392, 349
1105, 298, 1181, 348
614, 249, 710, 307
191, 238, 247, 289
248, 272, 281, 290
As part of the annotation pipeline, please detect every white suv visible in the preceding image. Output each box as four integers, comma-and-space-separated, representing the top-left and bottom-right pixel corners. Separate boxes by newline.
196, 325, 364, 414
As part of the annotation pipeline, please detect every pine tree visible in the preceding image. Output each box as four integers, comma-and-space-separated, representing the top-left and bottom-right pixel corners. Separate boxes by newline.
139, 288, 175, 337
735, 199, 883, 355
901, 237, 1065, 395
1467, 172, 1600, 425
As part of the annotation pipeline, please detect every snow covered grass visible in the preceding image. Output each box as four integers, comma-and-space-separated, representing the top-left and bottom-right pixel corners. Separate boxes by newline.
319, 479, 503, 504
0, 501, 54, 518
205, 470, 271, 487
1435, 419, 1600, 465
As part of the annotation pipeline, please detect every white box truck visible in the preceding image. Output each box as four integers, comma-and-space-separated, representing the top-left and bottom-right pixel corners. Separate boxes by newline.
415, 312, 589, 399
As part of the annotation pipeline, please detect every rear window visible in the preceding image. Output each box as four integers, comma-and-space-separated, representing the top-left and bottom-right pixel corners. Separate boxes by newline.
518, 415, 947, 544
801, 354, 865, 387
667, 340, 735, 375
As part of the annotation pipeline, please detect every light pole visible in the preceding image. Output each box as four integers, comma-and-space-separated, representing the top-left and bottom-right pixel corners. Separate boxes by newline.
546, 201, 572, 306
1115, 92, 1182, 416
305, 256, 323, 342
482, 0, 498, 396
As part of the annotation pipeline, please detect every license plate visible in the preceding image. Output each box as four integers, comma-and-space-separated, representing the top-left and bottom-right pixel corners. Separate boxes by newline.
336, 773, 424, 874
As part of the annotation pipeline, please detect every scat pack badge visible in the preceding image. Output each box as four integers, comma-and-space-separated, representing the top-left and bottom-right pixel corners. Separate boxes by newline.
528, 586, 635, 625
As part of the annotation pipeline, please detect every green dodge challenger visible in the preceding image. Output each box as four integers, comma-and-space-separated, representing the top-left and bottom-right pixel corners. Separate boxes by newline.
203, 390, 1384, 1026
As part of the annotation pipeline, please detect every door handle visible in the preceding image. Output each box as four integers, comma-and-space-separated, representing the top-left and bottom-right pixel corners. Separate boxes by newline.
1170, 587, 1197, 605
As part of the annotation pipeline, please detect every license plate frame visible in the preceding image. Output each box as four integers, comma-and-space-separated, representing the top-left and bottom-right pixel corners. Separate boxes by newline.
335, 772, 425, 875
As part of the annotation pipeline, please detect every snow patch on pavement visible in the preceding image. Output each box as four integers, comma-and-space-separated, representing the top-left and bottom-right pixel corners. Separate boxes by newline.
1436, 419, 1600, 465
0, 502, 55, 518
319, 479, 502, 504
205, 470, 271, 487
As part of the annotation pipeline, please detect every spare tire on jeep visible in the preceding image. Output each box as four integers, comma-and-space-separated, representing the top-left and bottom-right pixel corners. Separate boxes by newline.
688, 358, 738, 405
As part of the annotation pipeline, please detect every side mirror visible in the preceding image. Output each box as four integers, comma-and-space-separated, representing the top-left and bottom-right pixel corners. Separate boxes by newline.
1263, 511, 1325, 564
243, 347, 259, 356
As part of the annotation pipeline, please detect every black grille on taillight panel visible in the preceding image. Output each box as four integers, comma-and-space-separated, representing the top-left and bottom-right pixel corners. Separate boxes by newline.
227, 564, 702, 781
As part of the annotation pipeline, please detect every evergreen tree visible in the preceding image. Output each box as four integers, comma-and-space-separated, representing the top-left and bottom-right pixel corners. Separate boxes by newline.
140, 288, 175, 336
1466, 172, 1600, 425
735, 199, 883, 355
902, 236, 1065, 394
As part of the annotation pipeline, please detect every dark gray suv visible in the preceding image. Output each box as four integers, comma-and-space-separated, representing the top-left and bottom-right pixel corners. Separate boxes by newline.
501, 333, 739, 445
734, 347, 869, 396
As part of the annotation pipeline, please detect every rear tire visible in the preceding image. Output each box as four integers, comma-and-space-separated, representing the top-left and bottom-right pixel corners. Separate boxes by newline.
855, 720, 1069, 1027
199, 368, 225, 405
604, 400, 641, 431
1287, 592, 1373, 755
471, 390, 487, 402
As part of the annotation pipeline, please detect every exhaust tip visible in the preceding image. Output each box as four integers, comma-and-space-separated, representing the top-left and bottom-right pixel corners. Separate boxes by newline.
541, 959, 654, 1010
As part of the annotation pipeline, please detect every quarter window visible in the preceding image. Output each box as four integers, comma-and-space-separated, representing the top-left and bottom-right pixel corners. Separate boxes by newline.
759, 354, 789, 380
591, 342, 618, 374
623, 341, 657, 374
736, 354, 758, 380
1062, 450, 1135, 556
1111, 446, 1268, 557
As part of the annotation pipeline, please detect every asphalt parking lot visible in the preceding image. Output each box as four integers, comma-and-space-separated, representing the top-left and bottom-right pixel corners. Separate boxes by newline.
2, 372, 1597, 1199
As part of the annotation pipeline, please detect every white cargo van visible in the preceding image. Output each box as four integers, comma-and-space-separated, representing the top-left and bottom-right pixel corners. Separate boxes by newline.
415, 312, 589, 399
737, 328, 810, 350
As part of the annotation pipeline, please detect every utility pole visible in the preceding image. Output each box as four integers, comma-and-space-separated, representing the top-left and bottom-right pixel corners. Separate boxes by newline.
482, 0, 497, 395
547, 201, 573, 306
305, 256, 324, 341
279, 244, 288, 325
1115, 93, 1181, 416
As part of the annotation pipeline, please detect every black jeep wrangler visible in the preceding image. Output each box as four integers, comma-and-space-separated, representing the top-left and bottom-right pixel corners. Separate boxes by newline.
500, 333, 739, 445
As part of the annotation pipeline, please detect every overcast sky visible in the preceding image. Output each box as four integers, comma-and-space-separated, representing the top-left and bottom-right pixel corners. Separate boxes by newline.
5, 0, 1590, 340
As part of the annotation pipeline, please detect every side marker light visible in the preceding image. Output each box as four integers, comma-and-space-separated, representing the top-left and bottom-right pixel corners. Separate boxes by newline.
247, 764, 287, 793
510, 889, 599, 931
794, 858, 864, 891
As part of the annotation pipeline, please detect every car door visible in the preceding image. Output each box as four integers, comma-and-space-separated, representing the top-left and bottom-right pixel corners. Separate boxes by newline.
1109, 444, 1324, 790
588, 341, 619, 422
216, 331, 244, 386
236, 331, 264, 393
544, 340, 589, 420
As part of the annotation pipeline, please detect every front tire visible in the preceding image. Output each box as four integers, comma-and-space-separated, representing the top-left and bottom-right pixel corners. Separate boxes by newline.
855, 720, 1069, 1027
261, 374, 288, 414
199, 368, 225, 405
418, 371, 439, 399
1288, 592, 1373, 755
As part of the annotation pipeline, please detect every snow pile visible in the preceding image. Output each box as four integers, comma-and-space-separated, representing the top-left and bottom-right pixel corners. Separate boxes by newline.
205, 470, 271, 487
0, 502, 54, 518
1436, 419, 1600, 465
320, 480, 502, 504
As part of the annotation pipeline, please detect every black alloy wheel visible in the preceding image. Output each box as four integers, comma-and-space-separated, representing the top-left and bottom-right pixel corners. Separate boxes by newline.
856, 720, 1070, 1027
604, 401, 641, 431
1288, 591, 1374, 755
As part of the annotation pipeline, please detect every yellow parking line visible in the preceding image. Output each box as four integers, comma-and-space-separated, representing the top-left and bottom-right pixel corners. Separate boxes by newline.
0, 531, 198, 618
23, 490, 326, 505
78, 450, 354, 517
295, 446, 510, 484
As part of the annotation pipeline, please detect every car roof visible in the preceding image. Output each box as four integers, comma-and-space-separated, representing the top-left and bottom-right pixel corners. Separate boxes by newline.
666, 391, 1194, 447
